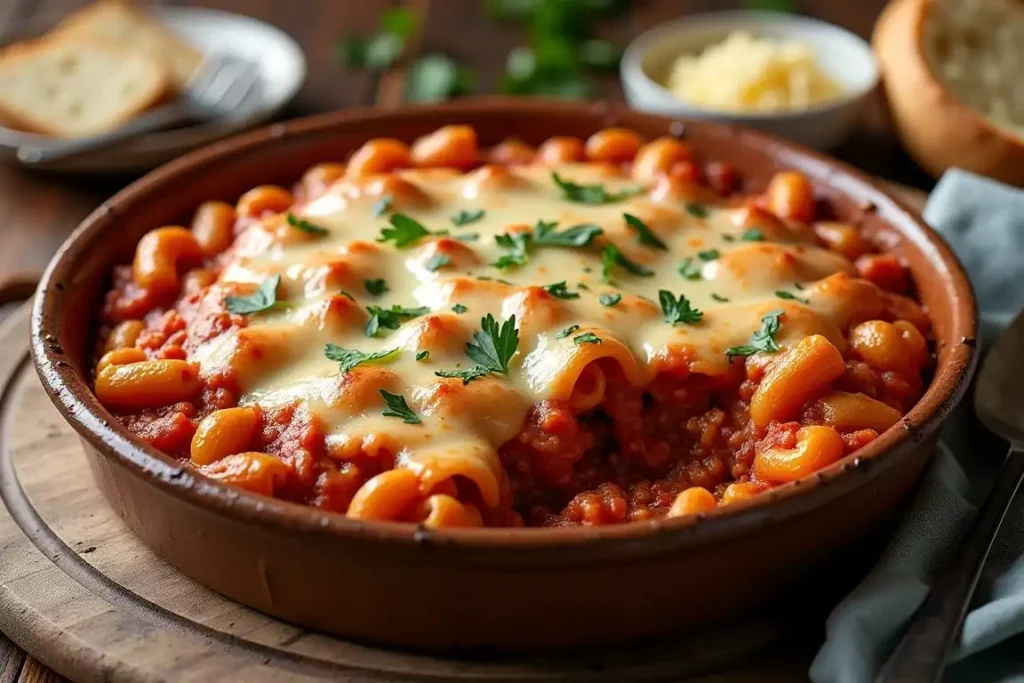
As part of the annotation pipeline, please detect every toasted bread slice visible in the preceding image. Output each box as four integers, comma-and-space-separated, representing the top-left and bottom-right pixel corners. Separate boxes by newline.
0, 38, 168, 137
53, 0, 203, 92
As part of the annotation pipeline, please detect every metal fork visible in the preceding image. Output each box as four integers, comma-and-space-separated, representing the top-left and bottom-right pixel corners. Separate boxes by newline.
17, 54, 261, 165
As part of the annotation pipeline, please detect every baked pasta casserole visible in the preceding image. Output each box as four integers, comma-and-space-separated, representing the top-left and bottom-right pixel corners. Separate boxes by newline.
95, 126, 931, 528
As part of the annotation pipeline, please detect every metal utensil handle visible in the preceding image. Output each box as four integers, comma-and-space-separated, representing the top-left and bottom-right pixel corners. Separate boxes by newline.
17, 105, 189, 165
876, 444, 1024, 683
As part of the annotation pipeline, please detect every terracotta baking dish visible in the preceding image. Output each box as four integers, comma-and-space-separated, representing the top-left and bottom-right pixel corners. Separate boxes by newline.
31, 98, 977, 650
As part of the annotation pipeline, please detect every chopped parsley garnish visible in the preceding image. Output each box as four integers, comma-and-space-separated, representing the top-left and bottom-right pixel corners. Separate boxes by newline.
493, 232, 532, 268
287, 212, 329, 236
722, 233, 736, 243
533, 219, 603, 247
377, 213, 439, 247
371, 195, 393, 218
435, 314, 519, 384
340, 290, 356, 301
599, 292, 622, 306
578, 282, 590, 290
380, 389, 421, 424
793, 281, 805, 290
364, 278, 388, 296
775, 290, 809, 304
424, 253, 451, 271
601, 244, 654, 283
451, 303, 468, 314
365, 304, 430, 337
451, 208, 485, 226
623, 213, 667, 250
324, 344, 398, 373
659, 290, 703, 325
416, 350, 429, 361
544, 281, 579, 299
685, 203, 709, 218
739, 228, 765, 242
551, 172, 642, 205
573, 331, 602, 345
557, 325, 580, 339
698, 249, 721, 261
726, 309, 785, 358
225, 275, 281, 315
711, 293, 730, 302
678, 258, 703, 281
455, 232, 480, 242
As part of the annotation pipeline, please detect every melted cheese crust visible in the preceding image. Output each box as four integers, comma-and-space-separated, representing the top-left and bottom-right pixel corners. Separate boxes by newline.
188, 162, 858, 509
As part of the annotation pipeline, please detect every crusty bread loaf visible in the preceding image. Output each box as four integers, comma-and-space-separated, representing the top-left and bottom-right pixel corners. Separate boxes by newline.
53, 0, 203, 92
873, 0, 1024, 186
0, 39, 168, 137
923, 0, 1024, 139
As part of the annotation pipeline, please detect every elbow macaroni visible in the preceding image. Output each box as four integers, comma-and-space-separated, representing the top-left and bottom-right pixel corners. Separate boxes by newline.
95, 125, 932, 527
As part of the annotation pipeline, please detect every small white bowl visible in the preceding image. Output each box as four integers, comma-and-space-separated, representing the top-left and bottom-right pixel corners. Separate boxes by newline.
620, 11, 879, 150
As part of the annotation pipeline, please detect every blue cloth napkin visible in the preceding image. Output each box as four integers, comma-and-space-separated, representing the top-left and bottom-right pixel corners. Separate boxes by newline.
810, 170, 1024, 682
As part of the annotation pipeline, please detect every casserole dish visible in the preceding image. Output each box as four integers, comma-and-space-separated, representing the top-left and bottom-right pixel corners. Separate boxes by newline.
31, 98, 977, 649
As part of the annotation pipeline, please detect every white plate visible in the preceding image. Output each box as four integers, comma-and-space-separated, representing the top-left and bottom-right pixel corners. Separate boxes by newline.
0, 7, 307, 174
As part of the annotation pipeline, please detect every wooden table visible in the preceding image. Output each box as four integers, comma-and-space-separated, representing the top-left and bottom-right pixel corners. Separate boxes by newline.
0, 1, 931, 680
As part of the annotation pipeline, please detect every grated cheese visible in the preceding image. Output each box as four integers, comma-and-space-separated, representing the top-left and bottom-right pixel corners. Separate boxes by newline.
664, 31, 843, 113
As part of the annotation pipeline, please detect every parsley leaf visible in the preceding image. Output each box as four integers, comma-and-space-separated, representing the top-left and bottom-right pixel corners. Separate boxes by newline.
685, 203, 709, 218
659, 290, 703, 325
434, 314, 519, 384
544, 281, 579, 299
338, 8, 419, 70
364, 278, 388, 296
698, 249, 721, 261
573, 331, 602, 345
726, 309, 786, 357
405, 53, 476, 103
623, 213, 667, 250
365, 304, 430, 337
601, 244, 654, 283
557, 324, 580, 339
435, 365, 491, 385
378, 213, 436, 248
380, 389, 421, 424
793, 281, 805, 290
324, 344, 398, 373
775, 290, 809, 304
599, 292, 622, 306
678, 258, 703, 281
533, 219, 604, 247
455, 232, 479, 242
451, 303, 468, 314
711, 293, 730, 302
740, 228, 765, 242
287, 213, 329, 236
493, 232, 532, 268
424, 254, 451, 272
416, 350, 430, 361
466, 314, 518, 373
551, 172, 643, 205
451, 208, 485, 226
225, 275, 282, 315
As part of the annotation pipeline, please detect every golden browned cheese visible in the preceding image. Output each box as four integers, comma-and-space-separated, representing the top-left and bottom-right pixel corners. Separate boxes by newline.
193, 162, 858, 495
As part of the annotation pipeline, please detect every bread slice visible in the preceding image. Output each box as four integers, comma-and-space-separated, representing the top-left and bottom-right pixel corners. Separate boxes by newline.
53, 0, 203, 92
0, 38, 169, 137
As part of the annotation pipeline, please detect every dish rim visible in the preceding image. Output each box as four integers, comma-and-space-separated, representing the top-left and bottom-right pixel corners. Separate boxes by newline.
620, 10, 880, 120
30, 97, 977, 551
